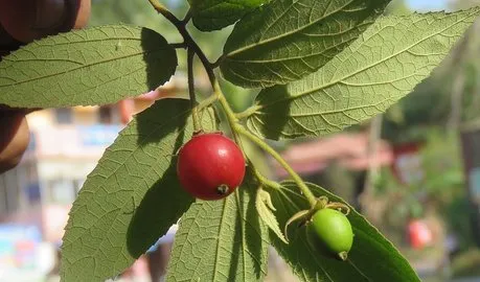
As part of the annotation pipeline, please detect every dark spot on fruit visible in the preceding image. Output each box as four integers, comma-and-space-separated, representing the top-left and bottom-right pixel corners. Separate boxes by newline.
216, 184, 229, 195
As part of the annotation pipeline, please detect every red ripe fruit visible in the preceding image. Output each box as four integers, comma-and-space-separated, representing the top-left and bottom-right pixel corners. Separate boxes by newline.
177, 133, 246, 200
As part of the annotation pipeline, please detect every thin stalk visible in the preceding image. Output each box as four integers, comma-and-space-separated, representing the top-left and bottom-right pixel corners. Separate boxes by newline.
147, 0, 182, 25
148, 0, 229, 129
197, 94, 219, 111
148, 0, 318, 207
214, 82, 241, 141
235, 105, 261, 120
250, 165, 282, 191
187, 48, 201, 132
182, 8, 192, 24
170, 42, 187, 49
235, 125, 317, 207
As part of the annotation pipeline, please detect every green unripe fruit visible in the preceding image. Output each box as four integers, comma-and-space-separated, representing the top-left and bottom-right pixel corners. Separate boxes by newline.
306, 208, 354, 261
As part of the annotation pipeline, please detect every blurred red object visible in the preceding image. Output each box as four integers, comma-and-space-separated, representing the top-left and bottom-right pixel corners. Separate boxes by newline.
408, 219, 433, 249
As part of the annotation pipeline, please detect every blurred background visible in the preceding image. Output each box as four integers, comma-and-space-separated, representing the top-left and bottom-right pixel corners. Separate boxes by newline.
2, 0, 480, 281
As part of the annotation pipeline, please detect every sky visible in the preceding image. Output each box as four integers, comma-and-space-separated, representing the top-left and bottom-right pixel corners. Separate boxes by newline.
406, 0, 448, 11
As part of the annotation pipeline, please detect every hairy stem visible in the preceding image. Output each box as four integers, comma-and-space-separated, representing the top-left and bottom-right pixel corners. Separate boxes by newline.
235, 126, 317, 207
187, 48, 201, 132
250, 165, 282, 191
235, 105, 261, 120
148, 0, 317, 207
170, 42, 187, 49
197, 94, 219, 111
147, 0, 182, 25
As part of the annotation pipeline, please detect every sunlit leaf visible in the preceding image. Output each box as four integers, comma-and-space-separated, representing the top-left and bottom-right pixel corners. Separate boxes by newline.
0, 25, 177, 108
61, 99, 216, 282
246, 8, 480, 139
221, 0, 390, 88
166, 174, 269, 282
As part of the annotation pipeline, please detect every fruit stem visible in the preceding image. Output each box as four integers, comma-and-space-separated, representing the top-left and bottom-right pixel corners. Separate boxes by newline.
235, 125, 317, 207
148, 0, 214, 84
170, 42, 187, 49
187, 48, 202, 132
148, 0, 240, 142
214, 82, 242, 142
197, 94, 218, 111
235, 105, 262, 120
149, 0, 318, 207
250, 165, 282, 191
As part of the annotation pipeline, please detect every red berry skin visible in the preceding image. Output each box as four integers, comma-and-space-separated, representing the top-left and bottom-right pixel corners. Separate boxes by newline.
177, 133, 246, 200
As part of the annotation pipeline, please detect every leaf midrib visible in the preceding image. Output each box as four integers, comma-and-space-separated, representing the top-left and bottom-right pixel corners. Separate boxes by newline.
225, 0, 356, 57
235, 191, 248, 282
85, 118, 190, 279
224, 33, 357, 64
254, 12, 474, 111
63, 108, 189, 250
25, 36, 143, 48
212, 199, 230, 282
0, 50, 163, 88
255, 97, 396, 117
68, 65, 146, 104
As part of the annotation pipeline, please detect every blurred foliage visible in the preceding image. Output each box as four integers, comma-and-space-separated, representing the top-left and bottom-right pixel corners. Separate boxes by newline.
382, 0, 480, 144
90, 0, 184, 41
420, 132, 464, 198
378, 0, 480, 255
451, 248, 480, 278
375, 130, 474, 250
451, 0, 480, 10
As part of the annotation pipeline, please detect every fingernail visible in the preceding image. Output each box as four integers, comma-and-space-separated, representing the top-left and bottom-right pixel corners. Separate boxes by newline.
33, 0, 66, 29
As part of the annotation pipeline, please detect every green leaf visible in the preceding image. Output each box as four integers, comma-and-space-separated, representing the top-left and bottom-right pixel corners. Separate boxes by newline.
166, 174, 269, 282
0, 25, 177, 108
246, 8, 480, 139
256, 188, 288, 244
270, 182, 420, 282
188, 0, 269, 31
220, 0, 390, 88
60, 99, 216, 282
